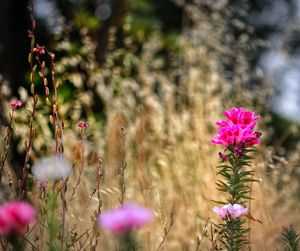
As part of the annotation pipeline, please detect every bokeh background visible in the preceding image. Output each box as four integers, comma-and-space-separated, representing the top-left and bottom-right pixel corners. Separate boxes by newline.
0, 0, 300, 250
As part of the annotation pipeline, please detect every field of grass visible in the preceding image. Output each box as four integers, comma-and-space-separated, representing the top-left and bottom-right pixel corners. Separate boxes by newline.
0, 1, 300, 250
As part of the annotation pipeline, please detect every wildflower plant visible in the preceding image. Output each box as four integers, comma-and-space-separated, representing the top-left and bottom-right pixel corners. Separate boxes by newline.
211, 107, 262, 250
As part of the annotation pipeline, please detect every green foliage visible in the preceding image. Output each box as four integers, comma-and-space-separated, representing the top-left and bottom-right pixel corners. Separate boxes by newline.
46, 190, 61, 251
215, 147, 258, 250
218, 218, 249, 251
281, 225, 300, 251
216, 147, 257, 204
75, 10, 101, 31
119, 232, 138, 251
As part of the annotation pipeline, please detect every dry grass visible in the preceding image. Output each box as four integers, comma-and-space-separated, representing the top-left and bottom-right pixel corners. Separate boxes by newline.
0, 1, 299, 250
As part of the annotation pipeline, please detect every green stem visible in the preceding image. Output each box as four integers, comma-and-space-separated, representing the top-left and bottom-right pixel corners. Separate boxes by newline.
118, 232, 138, 251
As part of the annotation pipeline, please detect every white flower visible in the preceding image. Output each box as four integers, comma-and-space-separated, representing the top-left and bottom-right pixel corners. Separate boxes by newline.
32, 155, 72, 180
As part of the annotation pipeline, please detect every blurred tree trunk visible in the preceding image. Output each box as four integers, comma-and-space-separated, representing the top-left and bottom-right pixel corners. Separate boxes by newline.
54, 0, 127, 64
0, 0, 30, 96
0, 0, 29, 170
55, 0, 75, 21
94, 0, 128, 64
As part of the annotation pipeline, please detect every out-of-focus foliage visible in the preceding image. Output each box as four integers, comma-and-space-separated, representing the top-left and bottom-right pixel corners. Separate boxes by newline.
281, 225, 300, 251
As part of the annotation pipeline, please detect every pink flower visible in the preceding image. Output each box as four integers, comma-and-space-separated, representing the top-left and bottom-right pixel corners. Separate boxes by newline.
36, 179, 48, 190
33, 45, 45, 55
216, 107, 260, 129
211, 125, 260, 147
213, 204, 231, 219
98, 204, 153, 234
213, 203, 248, 220
227, 204, 248, 219
78, 121, 89, 130
0, 202, 36, 235
0, 208, 11, 235
10, 100, 23, 110
233, 145, 244, 157
218, 152, 229, 162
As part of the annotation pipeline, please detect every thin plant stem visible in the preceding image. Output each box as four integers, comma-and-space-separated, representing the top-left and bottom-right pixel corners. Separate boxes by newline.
0, 110, 14, 185
155, 205, 176, 251
195, 218, 210, 251
69, 134, 85, 204
118, 127, 126, 205
19, 10, 38, 199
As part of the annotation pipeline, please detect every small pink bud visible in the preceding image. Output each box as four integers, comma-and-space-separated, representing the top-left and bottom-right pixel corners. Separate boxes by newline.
78, 121, 89, 130
219, 152, 229, 162
233, 145, 244, 157
36, 180, 48, 190
34, 45, 45, 55
49, 52, 55, 61
27, 30, 34, 38
10, 100, 23, 110
254, 131, 262, 138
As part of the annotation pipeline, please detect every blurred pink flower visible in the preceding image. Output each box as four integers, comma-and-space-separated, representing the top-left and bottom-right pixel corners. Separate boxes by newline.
0, 207, 10, 235
213, 203, 248, 220
10, 100, 23, 110
216, 107, 260, 129
98, 204, 153, 234
0, 202, 36, 235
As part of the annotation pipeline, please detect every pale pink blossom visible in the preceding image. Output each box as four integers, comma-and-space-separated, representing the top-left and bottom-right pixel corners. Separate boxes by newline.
0, 202, 36, 235
228, 204, 248, 219
98, 204, 153, 235
213, 203, 248, 220
10, 100, 23, 110
213, 204, 231, 219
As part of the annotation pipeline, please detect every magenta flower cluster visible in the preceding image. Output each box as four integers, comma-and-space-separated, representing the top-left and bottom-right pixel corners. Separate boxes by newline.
98, 204, 153, 235
213, 203, 248, 220
0, 202, 36, 235
211, 107, 261, 148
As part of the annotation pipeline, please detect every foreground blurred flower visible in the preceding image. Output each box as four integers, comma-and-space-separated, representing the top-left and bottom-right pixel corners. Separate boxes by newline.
98, 204, 153, 234
0, 202, 36, 235
213, 204, 248, 220
10, 100, 23, 110
32, 155, 72, 180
